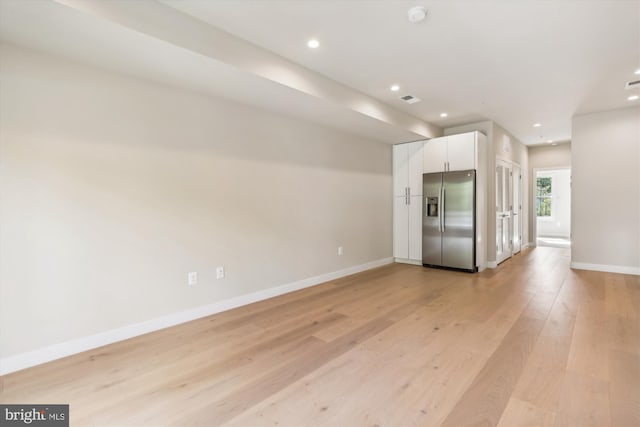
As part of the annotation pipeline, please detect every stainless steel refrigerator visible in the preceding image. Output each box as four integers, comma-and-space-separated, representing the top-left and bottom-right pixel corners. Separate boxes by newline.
422, 170, 476, 272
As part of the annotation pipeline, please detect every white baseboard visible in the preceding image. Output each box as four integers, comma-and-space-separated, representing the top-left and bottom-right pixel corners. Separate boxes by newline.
0, 257, 393, 376
487, 261, 498, 269
570, 262, 640, 276
523, 242, 535, 248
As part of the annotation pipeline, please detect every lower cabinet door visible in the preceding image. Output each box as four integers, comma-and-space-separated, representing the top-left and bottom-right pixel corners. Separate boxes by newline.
393, 196, 409, 259
408, 195, 423, 261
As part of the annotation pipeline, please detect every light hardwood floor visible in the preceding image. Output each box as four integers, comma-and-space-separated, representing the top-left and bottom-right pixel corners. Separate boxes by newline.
1, 247, 639, 426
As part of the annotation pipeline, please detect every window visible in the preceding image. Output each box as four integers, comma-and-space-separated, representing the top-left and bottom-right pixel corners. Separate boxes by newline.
536, 177, 552, 217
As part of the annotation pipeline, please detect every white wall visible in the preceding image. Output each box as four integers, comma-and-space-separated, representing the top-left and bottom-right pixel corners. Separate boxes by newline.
528, 143, 571, 240
0, 44, 393, 360
536, 169, 571, 238
528, 143, 572, 168
572, 106, 640, 274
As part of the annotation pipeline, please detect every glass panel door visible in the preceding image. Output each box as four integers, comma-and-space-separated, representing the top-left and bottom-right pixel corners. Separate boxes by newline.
496, 159, 512, 264
512, 165, 522, 254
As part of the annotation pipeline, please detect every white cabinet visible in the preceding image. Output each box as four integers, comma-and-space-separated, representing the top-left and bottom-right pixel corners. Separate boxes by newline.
423, 137, 447, 174
393, 196, 422, 261
447, 133, 476, 171
407, 196, 422, 260
393, 144, 409, 196
393, 141, 423, 197
407, 142, 423, 195
393, 197, 409, 259
393, 140, 425, 262
423, 131, 477, 173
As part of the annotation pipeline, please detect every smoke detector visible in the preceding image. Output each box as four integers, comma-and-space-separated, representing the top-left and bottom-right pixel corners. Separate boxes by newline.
408, 6, 427, 23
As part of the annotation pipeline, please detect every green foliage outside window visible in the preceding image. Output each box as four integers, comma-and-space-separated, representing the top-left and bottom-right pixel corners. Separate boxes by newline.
536, 177, 552, 217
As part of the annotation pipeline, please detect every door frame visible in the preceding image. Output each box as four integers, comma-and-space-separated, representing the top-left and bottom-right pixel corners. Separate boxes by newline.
532, 166, 572, 246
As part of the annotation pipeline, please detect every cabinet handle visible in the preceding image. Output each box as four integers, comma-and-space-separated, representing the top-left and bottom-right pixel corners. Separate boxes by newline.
444, 161, 447, 171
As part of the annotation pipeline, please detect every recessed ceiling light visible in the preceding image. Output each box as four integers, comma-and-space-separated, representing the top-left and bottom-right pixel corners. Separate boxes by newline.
390, 84, 400, 92
533, 123, 542, 128
440, 113, 448, 118
547, 140, 553, 144
635, 69, 640, 75
628, 94, 639, 101
407, 6, 427, 23
307, 39, 320, 49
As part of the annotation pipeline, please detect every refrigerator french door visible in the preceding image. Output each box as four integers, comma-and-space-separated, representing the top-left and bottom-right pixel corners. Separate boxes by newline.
422, 170, 476, 272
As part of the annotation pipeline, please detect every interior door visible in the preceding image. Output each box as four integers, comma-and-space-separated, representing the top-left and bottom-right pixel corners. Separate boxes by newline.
496, 160, 512, 264
512, 165, 522, 254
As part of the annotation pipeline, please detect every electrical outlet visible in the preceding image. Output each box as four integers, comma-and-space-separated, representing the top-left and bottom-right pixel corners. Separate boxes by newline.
338, 246, 343, 256
188, 272, 198, 286
216, 266, 225, 279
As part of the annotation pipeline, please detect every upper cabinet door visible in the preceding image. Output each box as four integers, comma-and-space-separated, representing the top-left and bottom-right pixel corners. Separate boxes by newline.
447, 132, 476, 171
407, 140, 424, 195
393, 144, 409, 197
423, 137, 448, 173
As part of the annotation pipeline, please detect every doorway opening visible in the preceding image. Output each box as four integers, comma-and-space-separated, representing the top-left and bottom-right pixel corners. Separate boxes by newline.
534, 168, 571, 248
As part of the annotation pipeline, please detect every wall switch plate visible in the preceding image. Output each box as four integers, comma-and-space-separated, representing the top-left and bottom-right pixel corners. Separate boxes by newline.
338, 246, 343, 256
216, 266, 225, 279
188, 272, 198, 286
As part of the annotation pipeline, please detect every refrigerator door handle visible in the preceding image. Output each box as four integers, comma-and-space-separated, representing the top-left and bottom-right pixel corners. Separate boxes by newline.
442, 187, 446, 232
439, 186, 444, 232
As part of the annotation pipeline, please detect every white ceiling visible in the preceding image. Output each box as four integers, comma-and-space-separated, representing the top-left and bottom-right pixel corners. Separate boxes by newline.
1, 0, 639, 145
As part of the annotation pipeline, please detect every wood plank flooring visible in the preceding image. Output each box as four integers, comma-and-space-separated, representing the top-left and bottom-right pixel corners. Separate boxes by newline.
1, 247, 639, 426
